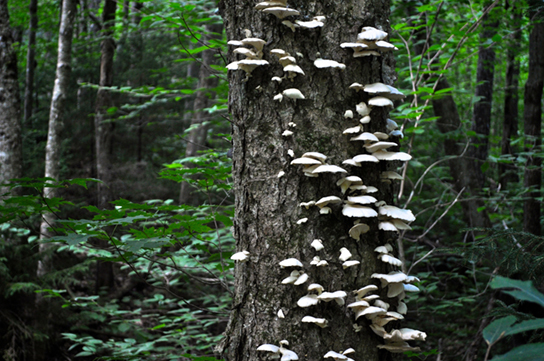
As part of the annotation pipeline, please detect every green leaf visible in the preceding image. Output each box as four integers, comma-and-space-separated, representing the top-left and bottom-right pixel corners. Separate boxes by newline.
483, 316, 516, 345
490, 276, 544, 308
49, 233, 94, 245
504, 319, 544, 337
491, 343, 544, 361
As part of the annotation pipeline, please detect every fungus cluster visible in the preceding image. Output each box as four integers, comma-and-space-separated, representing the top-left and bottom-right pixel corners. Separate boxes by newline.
227, 37, 268, 80
227, 4, 426, 357
340, 26, 398, 58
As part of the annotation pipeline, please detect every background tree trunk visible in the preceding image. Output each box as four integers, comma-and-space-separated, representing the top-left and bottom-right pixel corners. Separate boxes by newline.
0, 0, 23, 196
179, 22, 223, 205
24, 0, 38, 123
219, 0, 401, 360
522, 12, 544, 236
499, 4, 521, 189
432, 78, 491, 229
94, 0, 117, 291
38, 0, 77, 275
470, 2, 497, 187
95, 0, 117, 209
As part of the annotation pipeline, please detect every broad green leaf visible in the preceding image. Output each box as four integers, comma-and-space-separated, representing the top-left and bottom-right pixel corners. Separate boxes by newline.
483, 316, 516, 345
491, 343, 544, 361
490, 276, 544, 308
504, 319, 544, 337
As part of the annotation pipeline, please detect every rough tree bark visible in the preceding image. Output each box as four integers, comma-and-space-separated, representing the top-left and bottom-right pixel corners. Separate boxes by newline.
24, 0, 38, 123
470, 2, 497, 187
499, 4, 521, 189
179, 22, 223, 205
219, 0, 413, 360
0, 0, 23, 196
38, 0, 77, 275
523, 11, 544, 236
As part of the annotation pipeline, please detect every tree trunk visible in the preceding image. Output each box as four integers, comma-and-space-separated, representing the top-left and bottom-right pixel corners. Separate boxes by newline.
94, 0, 117, 291
179, 22, 223, 205
432, 78, 491, 229
0, 0, 23, 196
95, 0, 117, 209
470, 2, 497, 186
522, 14, 544, 236
219, 1, 418, 360
406, 0, 491, 230
38, 0, 77, 276
499, 4, 521, 189
24, 0, 38, 123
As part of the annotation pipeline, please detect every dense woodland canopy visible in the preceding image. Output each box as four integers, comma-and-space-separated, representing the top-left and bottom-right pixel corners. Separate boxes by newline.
0, 0, 543, 360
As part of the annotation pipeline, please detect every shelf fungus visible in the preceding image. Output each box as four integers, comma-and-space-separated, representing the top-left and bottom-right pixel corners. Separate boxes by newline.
316, 196, 342, 214
261, 7, 300, 19
317, 290, 347, 306
281, 270, 309, 285
324, 349, 355, 361
337, 176, 364, 194
295, 16, 325, 29
257, 341, 300, 361
298, 284, 323, 308
342, 203, 378, 218
231, 251, 250, 262
279, 258, 304, 268
314, 58, 346, 70
311, 239, 324, 251
302, 316, 329, 328
310, 256, 329, 267
349, 222, 370, 240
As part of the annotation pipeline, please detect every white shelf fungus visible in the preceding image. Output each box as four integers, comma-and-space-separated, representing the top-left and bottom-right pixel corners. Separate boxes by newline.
314, 58, 346, 70
311, 239, 324, 251
261, 7, 300, 19
283, 88, 305, 99
302, 316, 328, 328
279, 258, 303, 268
339, 247, 352, 261
231, 251, 250, 262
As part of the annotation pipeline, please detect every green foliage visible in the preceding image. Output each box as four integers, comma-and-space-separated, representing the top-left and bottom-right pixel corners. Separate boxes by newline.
482, 276, 544, 360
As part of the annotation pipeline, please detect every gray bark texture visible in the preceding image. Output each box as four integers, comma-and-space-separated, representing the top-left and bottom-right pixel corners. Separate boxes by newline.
24, 0, 38, 123
179, 22, 224, 205
218, 1, 403, 360
38, 0, 77, 275
523, 15, 544, 236
0, 0, 23, 196
95, 0, 117, 209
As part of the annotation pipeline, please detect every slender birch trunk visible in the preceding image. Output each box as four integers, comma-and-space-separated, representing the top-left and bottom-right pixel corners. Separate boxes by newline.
38, 0, 77, 276
0, 0, 23, 197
